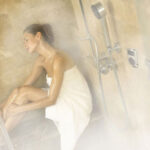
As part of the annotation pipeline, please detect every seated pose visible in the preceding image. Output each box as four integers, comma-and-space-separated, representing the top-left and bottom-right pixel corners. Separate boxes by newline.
0, 23, 92, 150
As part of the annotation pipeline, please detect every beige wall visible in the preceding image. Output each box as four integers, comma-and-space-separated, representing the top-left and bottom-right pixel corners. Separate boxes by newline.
134, 0, 150, 58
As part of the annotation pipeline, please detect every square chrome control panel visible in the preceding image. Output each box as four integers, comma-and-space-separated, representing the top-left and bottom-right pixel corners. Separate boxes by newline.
127, 48, 138, 68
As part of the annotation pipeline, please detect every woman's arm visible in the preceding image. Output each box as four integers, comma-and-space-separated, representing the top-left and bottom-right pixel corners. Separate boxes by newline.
23, 56, 44, 86
2, 57, 43, 113
8, 57, 65, 115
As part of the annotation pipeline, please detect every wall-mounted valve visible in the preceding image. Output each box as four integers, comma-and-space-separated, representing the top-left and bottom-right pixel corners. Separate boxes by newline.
99, 54, 117, 74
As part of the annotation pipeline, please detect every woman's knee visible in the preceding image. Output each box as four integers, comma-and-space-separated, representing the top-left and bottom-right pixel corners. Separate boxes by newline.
8, 88, 20, 103
14, 86, 31, 105
19, 86, 31, 96
12, 88, 19, 96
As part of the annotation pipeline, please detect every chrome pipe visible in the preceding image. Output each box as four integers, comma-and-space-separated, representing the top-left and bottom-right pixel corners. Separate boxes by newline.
93, 38, 109, 117
101, 14, 129, 121
79, 0, 109, 117
79, 0, 96, 58
101, 18, 112, 50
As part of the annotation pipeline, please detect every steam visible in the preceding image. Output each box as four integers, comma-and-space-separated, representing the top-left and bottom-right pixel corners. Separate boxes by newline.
0, 0, 150, 150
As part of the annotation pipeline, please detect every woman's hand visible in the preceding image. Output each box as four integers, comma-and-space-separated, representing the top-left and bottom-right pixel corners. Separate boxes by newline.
7, 104, 19, 118
3, 104, 19, 120
2, 107, 8, 120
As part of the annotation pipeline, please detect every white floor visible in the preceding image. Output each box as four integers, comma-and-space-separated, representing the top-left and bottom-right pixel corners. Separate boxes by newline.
0, 109, 145, 150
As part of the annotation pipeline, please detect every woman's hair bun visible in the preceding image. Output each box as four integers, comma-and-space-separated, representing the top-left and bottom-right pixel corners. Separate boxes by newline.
41, 23, 54, 44
24, 23, 54, 45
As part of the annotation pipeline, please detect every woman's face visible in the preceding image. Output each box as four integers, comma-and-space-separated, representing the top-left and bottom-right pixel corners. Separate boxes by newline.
23, 32, 39, 53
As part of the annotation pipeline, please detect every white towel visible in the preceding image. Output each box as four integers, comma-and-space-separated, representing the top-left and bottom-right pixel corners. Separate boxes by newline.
45, 65, 92, 150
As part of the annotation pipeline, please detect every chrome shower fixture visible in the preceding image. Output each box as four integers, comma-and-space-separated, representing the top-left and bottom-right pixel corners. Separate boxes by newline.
91, 2, 111, 51
99, 55, 117, 74
91, 2, 106, 19
91, 2, 121, 53
145, 58, 150, 68
113, 42, 121, 52
90, 1, 129, 122
127, 48, 138, 68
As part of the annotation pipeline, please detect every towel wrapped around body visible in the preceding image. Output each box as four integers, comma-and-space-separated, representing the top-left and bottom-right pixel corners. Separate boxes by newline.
45, 65, 92, 150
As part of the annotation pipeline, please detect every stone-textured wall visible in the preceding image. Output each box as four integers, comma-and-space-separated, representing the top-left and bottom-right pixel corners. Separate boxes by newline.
0, 0, 78, 102
135, 0, 150, 58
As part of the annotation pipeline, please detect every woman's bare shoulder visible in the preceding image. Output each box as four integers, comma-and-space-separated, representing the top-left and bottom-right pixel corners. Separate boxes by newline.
53, 52, 75, 70
53, 54, 65, 69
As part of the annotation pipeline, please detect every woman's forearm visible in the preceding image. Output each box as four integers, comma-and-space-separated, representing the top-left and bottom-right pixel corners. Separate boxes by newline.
15, 97, 54, 114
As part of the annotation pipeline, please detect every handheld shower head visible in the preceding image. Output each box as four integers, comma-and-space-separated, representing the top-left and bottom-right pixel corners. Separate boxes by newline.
91, 2, 106, 19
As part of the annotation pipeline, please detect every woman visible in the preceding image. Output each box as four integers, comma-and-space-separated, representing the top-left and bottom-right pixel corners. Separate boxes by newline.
0, 23, 92, 150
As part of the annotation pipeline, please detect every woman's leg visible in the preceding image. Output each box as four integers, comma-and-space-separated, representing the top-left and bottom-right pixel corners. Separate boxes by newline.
14, 86, 48, 105
1, 85, 47, 109
4, 113, 25, 131
4, 86, 48, 131
0, 101, 6, 109
1, 88, 19, 111
0, 88, 24, 124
